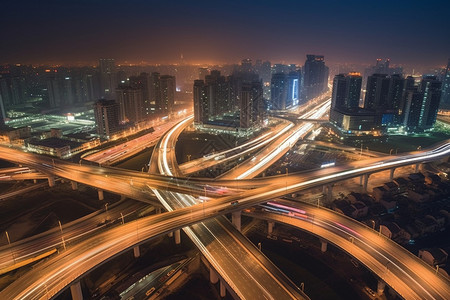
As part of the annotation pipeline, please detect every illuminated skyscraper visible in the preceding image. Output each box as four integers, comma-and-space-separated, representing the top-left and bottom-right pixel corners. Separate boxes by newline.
99, 59, 117, 99
160, 75, 175, 114
331, 73, 362, 111
302, 54, 329, 101
270, 73, 288, 110
364, 74, 390, 111
404, 76, 442, 131
0, 94, 5, 126
115, 87, 145, 123
441, 59, 450, 106
270, 72, 300, 110
240, 81, 263, 128
193, 80, 207, 124
94, 99, 120, 138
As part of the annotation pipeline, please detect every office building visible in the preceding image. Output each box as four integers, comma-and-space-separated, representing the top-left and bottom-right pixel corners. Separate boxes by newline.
270, 73, 288, 110
116, 87, 145, 124
331, 73, 362, 111
0, 94, 5, 126
99, 59, 117, 99
441, 59, 450, 107
302, 54, 329, 101
270, 72, 300, 110
160, 75, 175, 114
240, 81, 264, 128
364, 74, 390, 111
193, 80, 207, 124
404, 76, 442, 131
94, 99, 120, 138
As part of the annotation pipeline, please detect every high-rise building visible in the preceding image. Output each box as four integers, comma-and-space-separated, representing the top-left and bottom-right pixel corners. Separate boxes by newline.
270, 72, 300, 110
364, 74, 390, 111
193, 80, 207, 124
302, 54, 329, 101
116, 87, 145, 124
441, 59, 450, 107
160, 75, 175, 114
94, 99, 120, 138
270, 73, 288, 110
254, 60, 271, 100
46, 70, 62, 108
0, 94, 6, 126
331, 73, 362, 111
240, 81, 263, 128
404, 76, 442, 131
99, 59, 117, 99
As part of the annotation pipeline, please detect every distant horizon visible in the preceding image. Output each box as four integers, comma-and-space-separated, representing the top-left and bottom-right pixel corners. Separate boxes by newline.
0, 57, 447, 70
2, 1, 449, 70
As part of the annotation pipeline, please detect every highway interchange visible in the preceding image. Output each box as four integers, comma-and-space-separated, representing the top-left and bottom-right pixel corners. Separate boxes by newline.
0, 97, 450, 299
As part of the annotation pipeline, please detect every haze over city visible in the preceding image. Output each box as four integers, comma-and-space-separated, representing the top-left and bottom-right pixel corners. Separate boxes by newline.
1, 1, 450, 300
2, 0, 450, 67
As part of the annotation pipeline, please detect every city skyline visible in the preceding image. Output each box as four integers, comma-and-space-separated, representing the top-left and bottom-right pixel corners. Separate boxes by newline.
1, 0, 450, 67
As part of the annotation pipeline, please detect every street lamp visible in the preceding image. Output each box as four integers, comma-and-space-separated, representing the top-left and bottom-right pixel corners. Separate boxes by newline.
5, 231, 15, 264
105, 203, 109, 221
58, 220, 66, 251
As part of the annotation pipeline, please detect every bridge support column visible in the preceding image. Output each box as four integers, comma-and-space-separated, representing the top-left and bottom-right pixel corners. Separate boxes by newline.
359, 175, 363, 186
71, 181, 78, 190
168, 232, 173, 238
48, 176, 55, 187
97, 189, 104, 201
210, 268, 218, 284
220, 280, 226, 297
133, 246, 140, 258
120, 195, 126, 201
326, 184, 333, 202
377, 280, 386, 295
70, 280, 83, 300
389, 168, 395, 181
415, 163, 420, 172
156, 207, 162, 214
320, 240, 328, 253
363, 174, 370, 192
232, 211, 241, 231
174, 229, 181, 244
268, 221, 274, 235
33, 179, 37, 184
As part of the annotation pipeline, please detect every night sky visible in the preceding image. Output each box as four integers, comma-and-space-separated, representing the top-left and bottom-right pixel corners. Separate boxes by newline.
1, 0, 450, 67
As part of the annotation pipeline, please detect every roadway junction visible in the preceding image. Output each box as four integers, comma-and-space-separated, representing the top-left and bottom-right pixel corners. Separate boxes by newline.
0, 98, 450, 299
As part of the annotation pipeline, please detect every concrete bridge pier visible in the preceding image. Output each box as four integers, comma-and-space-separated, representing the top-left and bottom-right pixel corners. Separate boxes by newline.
33, 179, 37, 184
48, 176, 55, 187
210, 268, 219, 284
268, 221, 275, 234
363, 174, 370, 191
168, 232, 173, 238
220, 280, 226, 297
133, 246, 140, 258
389, 168, 396, 181
174, 229, 181, 244
232, 211, 241, 231
326, 184, 333, 202
120, 195, 126, 201
377, 280, 386, 295
71, 181, 78, 190
70, 281, 83, 300
320, 240, 328, 253
415, 163, 421, 172
97, 189, 104, 201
